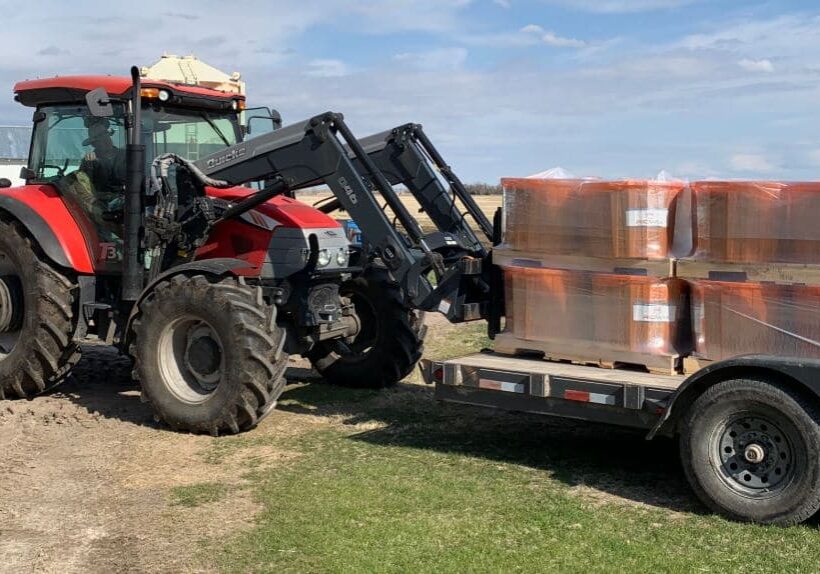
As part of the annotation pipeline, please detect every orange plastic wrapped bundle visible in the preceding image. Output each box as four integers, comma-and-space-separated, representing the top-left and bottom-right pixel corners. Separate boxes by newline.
501, 266, 593, 344
502, 178, 584, 254
502, 177, 689, 259
592, 275, 689, 357
501, 266, 689, 362
580, 180, 688, 259
692, 281, 820, 361
691, 181, 820, 264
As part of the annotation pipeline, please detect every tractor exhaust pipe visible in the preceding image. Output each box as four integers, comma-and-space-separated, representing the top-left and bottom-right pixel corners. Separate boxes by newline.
122, 66, 145, 302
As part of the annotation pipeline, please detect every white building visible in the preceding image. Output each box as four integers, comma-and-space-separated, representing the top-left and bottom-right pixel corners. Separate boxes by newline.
0, 126, 31, 186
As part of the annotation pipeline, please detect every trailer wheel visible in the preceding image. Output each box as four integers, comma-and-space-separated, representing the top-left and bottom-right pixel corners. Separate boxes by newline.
131, 275, 288, 435
307, 268, 425, 388
680, 377, 820, 525
0, 219, 79, 399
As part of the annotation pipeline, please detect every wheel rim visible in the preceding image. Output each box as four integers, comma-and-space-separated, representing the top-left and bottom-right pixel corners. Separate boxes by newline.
157, 316, 225, 405
711, 413, 795, 497
0, 250, 24, 360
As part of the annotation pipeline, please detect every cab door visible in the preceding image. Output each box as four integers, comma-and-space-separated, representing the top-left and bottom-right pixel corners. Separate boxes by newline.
28, 104, 128, 273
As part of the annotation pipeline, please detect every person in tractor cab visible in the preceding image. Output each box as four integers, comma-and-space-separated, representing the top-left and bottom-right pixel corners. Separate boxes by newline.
79, 116, 126, 191
54, 115, 126, 243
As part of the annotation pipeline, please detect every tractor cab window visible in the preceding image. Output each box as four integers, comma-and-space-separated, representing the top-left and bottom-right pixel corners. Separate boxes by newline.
29, 104, 127, 185
142, 105, 241, 162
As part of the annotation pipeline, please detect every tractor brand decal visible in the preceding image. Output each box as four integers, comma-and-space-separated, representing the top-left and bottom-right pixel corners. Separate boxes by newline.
337, 177, 358, 205
205, 146, 246, 169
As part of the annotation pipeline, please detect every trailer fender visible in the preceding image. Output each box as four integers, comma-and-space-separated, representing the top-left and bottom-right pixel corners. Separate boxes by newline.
0, 195, 75, 269
647, 355, 820, 439
123, 258, 253, 348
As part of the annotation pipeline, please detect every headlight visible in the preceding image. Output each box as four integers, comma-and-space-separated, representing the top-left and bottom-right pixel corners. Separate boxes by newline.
336, 247, 348, 266
316, 249, 331, 267
158, 89, 170, 102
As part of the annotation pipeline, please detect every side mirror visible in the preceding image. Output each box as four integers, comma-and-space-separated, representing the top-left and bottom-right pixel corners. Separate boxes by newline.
0, 178, 11, 189
86, 87, 113, 117
19, 167, 35, 181
271, 109, 282, 129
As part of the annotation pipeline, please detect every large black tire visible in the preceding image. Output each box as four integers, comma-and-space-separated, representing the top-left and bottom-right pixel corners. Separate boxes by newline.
0, 219, 79, 399
307, 268, 426, 389
680, 377, 820, 525
131, 274, 288, 435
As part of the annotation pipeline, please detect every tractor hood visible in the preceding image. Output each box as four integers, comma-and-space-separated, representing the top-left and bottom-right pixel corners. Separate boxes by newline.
204, 186, 341, 229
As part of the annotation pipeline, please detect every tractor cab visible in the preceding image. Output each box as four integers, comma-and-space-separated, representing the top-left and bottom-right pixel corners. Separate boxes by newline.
13, 75, 279, 271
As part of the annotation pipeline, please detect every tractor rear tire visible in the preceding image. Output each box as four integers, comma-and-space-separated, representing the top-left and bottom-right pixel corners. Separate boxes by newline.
0, 219, 79, 399
307, 268, 426, 389
131, 274, 288, 435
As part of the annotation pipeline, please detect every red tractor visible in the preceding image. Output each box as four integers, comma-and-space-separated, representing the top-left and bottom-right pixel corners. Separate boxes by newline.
0, 67, 493, 434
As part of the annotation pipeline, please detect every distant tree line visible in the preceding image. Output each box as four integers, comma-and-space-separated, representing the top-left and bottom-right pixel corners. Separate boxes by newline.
464, 183, 502, 195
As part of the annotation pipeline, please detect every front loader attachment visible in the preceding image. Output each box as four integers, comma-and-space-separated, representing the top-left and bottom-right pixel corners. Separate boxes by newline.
191, 112, 491, 323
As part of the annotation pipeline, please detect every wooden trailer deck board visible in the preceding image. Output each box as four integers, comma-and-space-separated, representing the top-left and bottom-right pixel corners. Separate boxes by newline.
493, 333, 680, 376
444, 353, 685, 390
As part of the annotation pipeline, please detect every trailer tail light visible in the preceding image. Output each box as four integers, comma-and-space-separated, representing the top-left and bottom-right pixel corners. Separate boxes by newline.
433, 367, 444, 383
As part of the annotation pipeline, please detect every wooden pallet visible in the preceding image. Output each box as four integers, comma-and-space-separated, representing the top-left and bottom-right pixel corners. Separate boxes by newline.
492, 248, 673, 277
675, 258, 820, 285
681, 356, 715, 375
493, 333, 681, 376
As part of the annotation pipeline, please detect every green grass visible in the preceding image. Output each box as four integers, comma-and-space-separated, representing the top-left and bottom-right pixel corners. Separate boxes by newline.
197, 323, 820, 573
170, 482, 230, 508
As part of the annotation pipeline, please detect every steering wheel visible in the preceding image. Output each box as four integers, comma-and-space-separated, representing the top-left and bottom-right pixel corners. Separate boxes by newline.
42, 159, 69, 178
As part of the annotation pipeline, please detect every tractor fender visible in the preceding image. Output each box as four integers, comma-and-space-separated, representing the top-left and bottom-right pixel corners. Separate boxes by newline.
647, 355, 820, 439
0, 195, 74, 269
123, 258, 253, 348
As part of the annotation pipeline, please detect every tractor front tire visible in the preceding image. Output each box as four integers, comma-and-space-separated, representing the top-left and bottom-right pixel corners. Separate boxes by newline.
307, 268, 426, 389
0, 219, 79, 399
131, 275, 288, 435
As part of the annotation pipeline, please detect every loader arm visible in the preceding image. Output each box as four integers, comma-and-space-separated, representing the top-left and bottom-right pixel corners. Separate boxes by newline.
354, 123, 493, 256
193, 111, 490, 322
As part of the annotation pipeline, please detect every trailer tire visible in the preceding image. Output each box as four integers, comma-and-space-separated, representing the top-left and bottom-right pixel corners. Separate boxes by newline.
307, 268, 425, 389
680, 377, 820, 525
131, 274, 287, 435
0, 219, 79, 399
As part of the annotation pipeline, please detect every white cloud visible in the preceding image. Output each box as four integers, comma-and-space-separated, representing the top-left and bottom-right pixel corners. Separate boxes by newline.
493, 0, 511, 7
542, 31, 587, 48
542, 0, 697, 13
521, 25, 586, 48
305, 59, 350, 78
738, 58, 774, 73
730, 153, 776, 173
394, 48, 468, 71
521, 24, 545, 34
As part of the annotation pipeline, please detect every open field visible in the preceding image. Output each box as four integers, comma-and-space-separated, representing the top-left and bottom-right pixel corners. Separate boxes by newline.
295, 192, 503, 236
2, 315, 820, 573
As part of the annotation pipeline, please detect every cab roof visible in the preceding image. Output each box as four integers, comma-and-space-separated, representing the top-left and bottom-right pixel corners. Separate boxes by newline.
13, 75, 245, 110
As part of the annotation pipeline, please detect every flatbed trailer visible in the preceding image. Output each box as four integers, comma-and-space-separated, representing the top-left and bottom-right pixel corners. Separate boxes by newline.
421, 351, 820, 526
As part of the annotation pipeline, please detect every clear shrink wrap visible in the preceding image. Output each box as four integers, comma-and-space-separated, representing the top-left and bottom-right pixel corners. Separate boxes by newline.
501, 266, 690, 361
692, 280, 820, 361
502, 178, 689, 259
691, 181, 820, 264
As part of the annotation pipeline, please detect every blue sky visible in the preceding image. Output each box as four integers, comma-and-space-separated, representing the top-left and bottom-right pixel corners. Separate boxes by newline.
2, 0, 820, 182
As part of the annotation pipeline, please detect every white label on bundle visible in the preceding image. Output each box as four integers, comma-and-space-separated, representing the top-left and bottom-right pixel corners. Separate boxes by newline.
633, 304, 676, 323
626, 208, 668, 228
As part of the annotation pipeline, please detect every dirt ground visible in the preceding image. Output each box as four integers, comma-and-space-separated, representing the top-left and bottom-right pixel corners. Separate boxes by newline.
0, 341, 318, 574
0, 314, 463, 574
